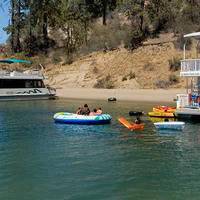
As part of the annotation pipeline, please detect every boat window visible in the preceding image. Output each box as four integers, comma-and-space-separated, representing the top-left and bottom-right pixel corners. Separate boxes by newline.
0, 79, 45, 88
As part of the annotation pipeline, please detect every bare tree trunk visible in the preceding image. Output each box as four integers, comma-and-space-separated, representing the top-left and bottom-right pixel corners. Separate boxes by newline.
11, 0, 15, 52
16, 0, 21, 52
139, 0, 145, 32
43, 12, 48, 41
103, 0, 107, 25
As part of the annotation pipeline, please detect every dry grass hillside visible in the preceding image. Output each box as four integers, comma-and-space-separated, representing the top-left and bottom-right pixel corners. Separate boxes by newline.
44, 33, 187, 89
0, 32, 196, 90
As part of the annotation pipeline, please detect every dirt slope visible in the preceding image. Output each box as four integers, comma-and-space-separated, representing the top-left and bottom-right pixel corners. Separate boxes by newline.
0, 33, 195, 90
44, 33, 189, 89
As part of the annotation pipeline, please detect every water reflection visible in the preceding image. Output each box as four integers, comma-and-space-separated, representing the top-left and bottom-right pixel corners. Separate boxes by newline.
0, 99, 199, 199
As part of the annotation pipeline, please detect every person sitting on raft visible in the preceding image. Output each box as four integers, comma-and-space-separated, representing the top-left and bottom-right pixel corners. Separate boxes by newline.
89, 108, 97, 116
80, 104, 90, 115
134, 117, 141, 124
96, 107, 102, 114
76, 107, 82, 115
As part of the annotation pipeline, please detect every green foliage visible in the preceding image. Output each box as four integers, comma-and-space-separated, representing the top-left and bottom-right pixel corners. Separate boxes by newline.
93, 66, 98, 73
3, 0, 200, 58
169, 57, 181, 72
124, 29, 143, 50
129, 71, 135, 79
122, 76, 127, 81
80, 15, 127, 54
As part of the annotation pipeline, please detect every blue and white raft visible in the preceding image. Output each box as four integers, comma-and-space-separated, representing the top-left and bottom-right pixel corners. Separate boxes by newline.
53, 112, 111, 124
154, 121, 185, 130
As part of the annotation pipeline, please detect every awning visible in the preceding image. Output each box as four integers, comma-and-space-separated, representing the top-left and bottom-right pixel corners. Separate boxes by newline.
0, 59, 31, 64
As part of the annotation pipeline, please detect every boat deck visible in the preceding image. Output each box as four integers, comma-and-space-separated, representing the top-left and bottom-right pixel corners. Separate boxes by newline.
174, 108, 200, 116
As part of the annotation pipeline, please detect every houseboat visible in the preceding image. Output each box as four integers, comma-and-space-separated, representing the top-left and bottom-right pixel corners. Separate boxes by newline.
0, 59, 56, 100
175, 32, 200, 121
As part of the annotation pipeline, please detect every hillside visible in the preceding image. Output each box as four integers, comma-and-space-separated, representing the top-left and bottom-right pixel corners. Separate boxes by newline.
43, 33, 187, 90
0, 32, 195, 90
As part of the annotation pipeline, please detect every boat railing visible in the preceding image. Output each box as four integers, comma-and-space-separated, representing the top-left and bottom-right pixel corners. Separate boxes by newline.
181, 59, 200, 73
176, 94, 189, 108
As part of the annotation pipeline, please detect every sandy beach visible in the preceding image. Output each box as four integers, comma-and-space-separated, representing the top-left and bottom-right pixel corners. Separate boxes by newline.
56, 88, 186, 102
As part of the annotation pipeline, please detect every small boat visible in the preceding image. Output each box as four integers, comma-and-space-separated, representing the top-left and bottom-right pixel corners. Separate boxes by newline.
118, 117, 145, 130
154, 121, 185, 130
53, 112, 111, 124
153, 106, 176, 112
129, 111, 144, 116
148, 111, 175, 118
108, 97, 117, 102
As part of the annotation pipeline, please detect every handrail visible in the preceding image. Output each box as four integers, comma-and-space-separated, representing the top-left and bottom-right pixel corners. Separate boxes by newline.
181, 59, 200, 72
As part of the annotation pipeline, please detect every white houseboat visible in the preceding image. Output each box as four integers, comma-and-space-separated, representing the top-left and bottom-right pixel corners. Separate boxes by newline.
0, 59, 56, 100
175, 32, 200, 121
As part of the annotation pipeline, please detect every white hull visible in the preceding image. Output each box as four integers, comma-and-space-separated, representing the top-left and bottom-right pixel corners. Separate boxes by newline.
0, 88, 56, 100
154, 122, 185, 130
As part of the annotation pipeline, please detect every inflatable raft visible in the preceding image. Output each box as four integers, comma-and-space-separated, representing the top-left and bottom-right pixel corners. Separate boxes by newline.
53, 112, 111, 124
154, 121, 185, 130
118, 117, 145, 130
148, 111, 175, 118
153, 106, 176, 112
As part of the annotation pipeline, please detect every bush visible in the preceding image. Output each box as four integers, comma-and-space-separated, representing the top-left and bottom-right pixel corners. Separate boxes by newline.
64, 55, 74, 65
124, 29, 143, 50
169, 57, 181, 71
93, 66, 98, 74
93, 75, 114, 89
80, 15, 127, 55
52, 54, 62, 64
105, 81, 114, 89
173, 35, 191, 50
122, 76, 127, 81
129, 71, 135, 79
154, 79, 170, 88
169, 74, 179, 84
143, 62, 154, 71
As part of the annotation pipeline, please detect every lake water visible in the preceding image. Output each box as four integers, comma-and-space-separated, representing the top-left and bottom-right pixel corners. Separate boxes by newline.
0, 99, 200, 200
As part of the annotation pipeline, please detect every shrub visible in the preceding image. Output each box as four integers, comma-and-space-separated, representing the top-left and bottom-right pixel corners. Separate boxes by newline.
154, 79, 170, 88
173, 35, 191, 50
93, 74, 114, 89
93, 79, 104, 88
124, 29, 143, 50
129, 71, 135, 79
122, 76, 127, 81
64, 55, 73, 65
51, 52, 62, 64
105, 81, 114, 89
143, 62, 154, 71
93, 66, 98, 74
169, 57, 181, 71
169, 74, 179, 84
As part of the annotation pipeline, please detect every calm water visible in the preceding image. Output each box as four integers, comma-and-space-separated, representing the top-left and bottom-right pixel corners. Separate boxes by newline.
0, 99, 200, 200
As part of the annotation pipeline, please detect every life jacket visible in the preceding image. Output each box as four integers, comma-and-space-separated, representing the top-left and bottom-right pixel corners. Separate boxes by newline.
76, 110, 81, 115
96, 110, 102, 114
89, 112, 96, 116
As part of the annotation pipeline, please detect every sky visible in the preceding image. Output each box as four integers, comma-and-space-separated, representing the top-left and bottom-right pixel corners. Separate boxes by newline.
0, 2, 10, 44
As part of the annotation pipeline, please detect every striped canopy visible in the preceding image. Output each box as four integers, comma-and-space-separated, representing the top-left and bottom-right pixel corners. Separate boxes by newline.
0, 59, 31, 64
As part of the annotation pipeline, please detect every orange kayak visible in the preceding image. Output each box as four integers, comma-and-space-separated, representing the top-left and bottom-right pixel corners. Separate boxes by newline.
118, 117, 145, 130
